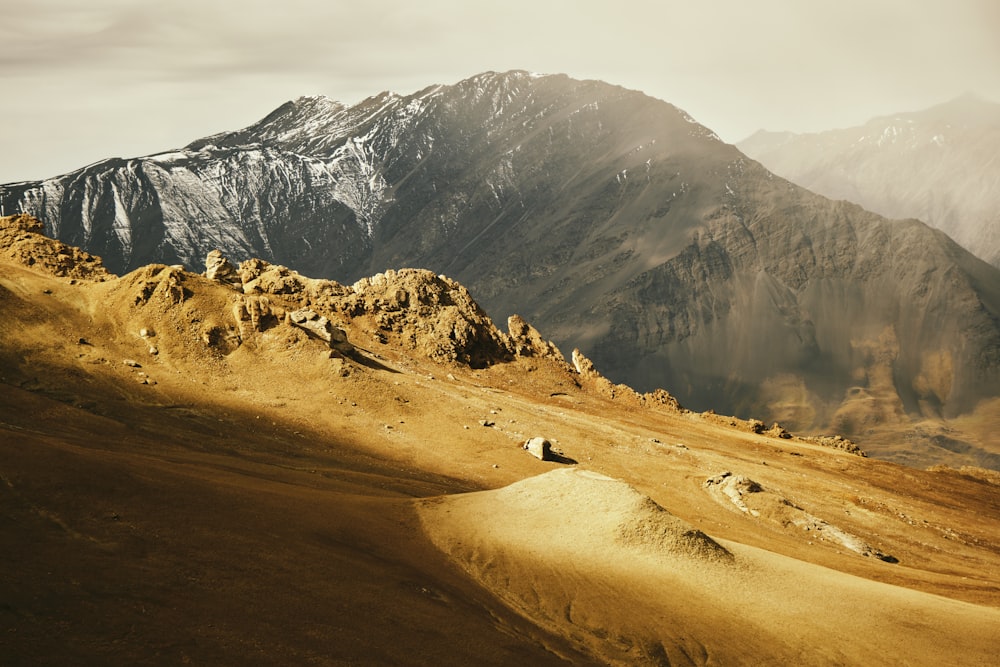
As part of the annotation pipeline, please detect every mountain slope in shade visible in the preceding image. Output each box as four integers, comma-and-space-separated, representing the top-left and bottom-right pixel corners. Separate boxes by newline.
738, 94, 1000, 267
3, 72, 1000, 464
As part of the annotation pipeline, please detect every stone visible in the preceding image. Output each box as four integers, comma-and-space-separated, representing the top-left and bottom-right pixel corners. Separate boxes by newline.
204, 249, 242, 288
522, 437, 553, 461
287, 309, 353, 353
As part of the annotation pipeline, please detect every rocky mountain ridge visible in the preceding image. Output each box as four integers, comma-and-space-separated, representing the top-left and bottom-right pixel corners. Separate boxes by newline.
738, 94, 1000, 267
1, 212, 854, 449
3, 73, 1000, 463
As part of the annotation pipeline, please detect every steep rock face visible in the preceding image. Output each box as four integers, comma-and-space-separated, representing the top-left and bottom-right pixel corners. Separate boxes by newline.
0, 147, 368, 278
3, 72, 1000, 434
579, 168, 1000, 426
738, 94, 1000, 268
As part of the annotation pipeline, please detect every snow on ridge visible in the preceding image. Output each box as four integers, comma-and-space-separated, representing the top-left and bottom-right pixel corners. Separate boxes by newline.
149, 150, 195, 165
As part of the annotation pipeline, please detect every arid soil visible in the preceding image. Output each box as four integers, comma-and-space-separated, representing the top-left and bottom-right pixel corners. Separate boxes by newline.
2, 215, 998, 665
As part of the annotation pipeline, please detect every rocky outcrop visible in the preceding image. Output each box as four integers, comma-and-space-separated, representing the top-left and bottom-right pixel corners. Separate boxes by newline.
342, 269, 514, 368
572, 348, 682, 411
189, 252, 521, 368
0, 214, 110, 281
507, 315, 564, 361
799, 434, 866, 456
205, 249, 242, 289
232, 295, 281, 338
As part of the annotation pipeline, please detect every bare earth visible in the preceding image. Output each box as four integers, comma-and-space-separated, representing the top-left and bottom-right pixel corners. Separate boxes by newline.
1, 217, 998, 665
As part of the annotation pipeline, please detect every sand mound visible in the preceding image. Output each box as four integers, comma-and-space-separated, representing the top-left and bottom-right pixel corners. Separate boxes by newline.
476, 468, 731, 562
420, 469, 1000, 666
418, 470, 744, 665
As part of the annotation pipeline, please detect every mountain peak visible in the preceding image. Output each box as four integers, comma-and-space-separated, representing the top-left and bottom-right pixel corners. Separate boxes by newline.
924, 92, 999, 123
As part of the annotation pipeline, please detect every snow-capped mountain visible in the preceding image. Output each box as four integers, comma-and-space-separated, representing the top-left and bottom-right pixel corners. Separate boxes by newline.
3, 72, 1000, 455
738, 94, 1000, 267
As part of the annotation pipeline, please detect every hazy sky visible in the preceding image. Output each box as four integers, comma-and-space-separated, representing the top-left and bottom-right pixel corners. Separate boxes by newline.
1, 0, 998, 183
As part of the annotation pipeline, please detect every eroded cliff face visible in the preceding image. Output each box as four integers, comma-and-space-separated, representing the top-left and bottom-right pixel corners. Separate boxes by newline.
576, 166, 1000, 431
3, 72, 1000, 439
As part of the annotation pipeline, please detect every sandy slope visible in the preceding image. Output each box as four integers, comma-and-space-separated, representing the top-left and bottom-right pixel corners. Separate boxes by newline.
2, 219, 999, 664
419, 468, 999, 666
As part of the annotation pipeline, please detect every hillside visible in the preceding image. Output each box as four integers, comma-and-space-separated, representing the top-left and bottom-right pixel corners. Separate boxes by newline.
2, 214, 1000, 665
738, 94, 1000, 268
3, 73, 1000, 464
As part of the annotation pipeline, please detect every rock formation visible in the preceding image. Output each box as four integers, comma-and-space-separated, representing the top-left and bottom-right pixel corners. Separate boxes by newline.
0, 214, 110, 281
205, 249, 243, 289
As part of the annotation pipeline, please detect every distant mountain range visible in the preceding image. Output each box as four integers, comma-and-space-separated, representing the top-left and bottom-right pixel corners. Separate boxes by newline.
738, 94, 1000, 267
3, 71, 999, 453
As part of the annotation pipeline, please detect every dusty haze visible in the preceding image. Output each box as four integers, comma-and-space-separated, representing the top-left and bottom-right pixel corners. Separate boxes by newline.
1, 0, 998, 183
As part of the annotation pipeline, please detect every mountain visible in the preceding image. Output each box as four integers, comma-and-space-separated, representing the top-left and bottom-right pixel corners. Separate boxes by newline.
3, 72, 1000, 465
738, 94, 1000, 267
2, 214, 999, 665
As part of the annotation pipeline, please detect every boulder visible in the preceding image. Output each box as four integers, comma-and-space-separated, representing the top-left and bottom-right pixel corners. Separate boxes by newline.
288, 309, 353, 353
204, 249, 242, 288
522, 437, 553, 461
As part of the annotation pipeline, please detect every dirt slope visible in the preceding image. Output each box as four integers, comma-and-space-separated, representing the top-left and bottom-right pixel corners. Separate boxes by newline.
2, 216, 998, 665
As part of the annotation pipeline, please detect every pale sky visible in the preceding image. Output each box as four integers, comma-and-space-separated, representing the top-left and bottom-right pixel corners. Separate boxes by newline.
1, 0, 998, 183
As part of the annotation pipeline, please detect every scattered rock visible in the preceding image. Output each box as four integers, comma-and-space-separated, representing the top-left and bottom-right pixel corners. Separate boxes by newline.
704, 471, 896, 562
704, 471, 763, 516
801, 434, 866, 456
123, 359, 141, 368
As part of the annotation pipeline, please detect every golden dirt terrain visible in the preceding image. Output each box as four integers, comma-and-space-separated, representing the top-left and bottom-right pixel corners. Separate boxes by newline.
1, 215, 998, 665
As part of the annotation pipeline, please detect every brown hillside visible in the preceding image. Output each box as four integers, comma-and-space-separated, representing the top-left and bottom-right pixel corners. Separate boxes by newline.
2, 215, 998, 665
